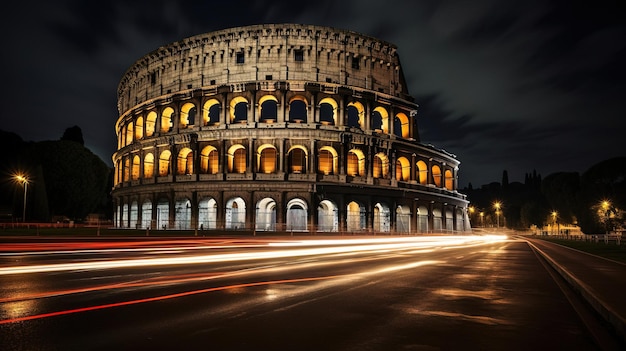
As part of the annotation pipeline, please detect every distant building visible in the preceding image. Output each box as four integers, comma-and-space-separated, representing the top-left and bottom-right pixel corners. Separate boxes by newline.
112, 24, 469, 233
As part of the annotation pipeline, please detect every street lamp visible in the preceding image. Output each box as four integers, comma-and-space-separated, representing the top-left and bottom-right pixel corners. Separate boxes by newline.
600, 200, 611, 234
479, 212, 484, 227
494, 201, 501, 228
551, 211, 558, 235
14, 174, 29, 223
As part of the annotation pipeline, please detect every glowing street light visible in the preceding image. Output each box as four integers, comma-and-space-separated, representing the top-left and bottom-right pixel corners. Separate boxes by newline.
493, 201, 501, 228
14, 174, 29, 223
479, 212, 484, 227
551, 211, 558, 235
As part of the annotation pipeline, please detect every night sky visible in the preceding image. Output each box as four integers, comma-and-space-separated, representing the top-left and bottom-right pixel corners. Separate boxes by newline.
1, 0, 624, 188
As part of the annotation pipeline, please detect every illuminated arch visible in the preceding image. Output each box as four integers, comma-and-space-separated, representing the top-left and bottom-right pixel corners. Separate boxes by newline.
202, 99, 221, 125
141, 200, 152, 229
288, 96, 308, 123
257, 144, 277, 173
417, 206, 429, 232
125, 122, 133, 146
373, 202, 390, 232
318, 146, 338, 175
258, 95, 278, 122
287, 145, 308, 174
143, 153, 154, 178
432, 165, 442, 187
347, 148, 366, 176
180, 102, 196, 129
135, 116, 144, 140
286, 198, 308, 231
445, 169, 454, 190
174, 198, 192, 230
158, 150, 171, 176
123, 157, 130, 182
131, 155, 140, 180
318, 200, 338, 232
396, 205, 411, 232
161, 107, 174, 133
177, 147, 193, 175
255, 197, 277, 231
347, 201, 366, 231
146, 111, 157, 136
394, 112, 410, 138
372, 106, 389, 133
198, 198, 218, 229
200, 145, 219, 174
417, 160, 428, 185
319, 97, 338, 125
395, 157, 410, 181
373, 152, 389, 178
229, 96, 248, 123
228, 144, 247, 173
156, 198, 169, 229
346, 101, 365, 129
225, 197, 246, 229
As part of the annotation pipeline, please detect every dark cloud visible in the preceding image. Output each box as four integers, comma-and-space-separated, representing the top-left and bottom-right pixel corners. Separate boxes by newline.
1, 0, 623, 188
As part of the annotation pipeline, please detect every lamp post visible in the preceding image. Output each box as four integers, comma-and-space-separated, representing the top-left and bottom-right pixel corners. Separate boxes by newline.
551, 211, 558, 235
601, 200, 611, 234
14, 174, 29, 223
494, 202, 501, 228
480, 212, 484, 227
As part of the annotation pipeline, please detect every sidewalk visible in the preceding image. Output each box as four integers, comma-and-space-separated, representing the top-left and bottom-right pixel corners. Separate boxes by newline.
524, 236, 626, 344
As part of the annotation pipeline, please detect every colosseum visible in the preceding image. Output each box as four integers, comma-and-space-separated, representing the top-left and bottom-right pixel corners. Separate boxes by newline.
112, 24, 470, 234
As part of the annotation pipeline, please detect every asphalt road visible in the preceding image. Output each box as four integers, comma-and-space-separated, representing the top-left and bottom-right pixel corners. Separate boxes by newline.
0, 235, 602, 350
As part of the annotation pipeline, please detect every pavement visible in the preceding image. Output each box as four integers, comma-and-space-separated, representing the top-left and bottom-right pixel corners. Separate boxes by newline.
522, 235, 626, 347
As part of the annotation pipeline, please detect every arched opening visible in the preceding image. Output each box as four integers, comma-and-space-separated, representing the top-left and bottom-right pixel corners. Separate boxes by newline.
161, 107, 174, 133
131, 155, 140, 180
230, 96, 248, 123
445, 209, 453, 232
123, 157, 130, 182
158, 150, 171, 176
347, 149, 366, 176
259, 95, 278, 123
372, 106, 389, 133
203, 99, 221, 125
200, 145, 219, 174
318, 146, 337, 175
417, 206, 429, 233
286, 198, 308, 231
226, 197, 246, 229
198, 198, 218, 229
394, 112, 410, 138
288, 146, 307, 174
417, 160, 428, 185
317, 200, 338, 232
432, 208, 443, 231
177, 148, 193, 175
372, 153, 389, 179
319, 97, 337, 125
156, 199, 169, 229
143, 153, 154, 178
432, 165, 442, 187
175, 198, 192, 230
255, 197, 276, 231
130, 201, 138, 229
395, 157, 410, 181
373, 202, 390, 232
125, 122, 133, 146
346, 201, 366, 232
346, 101, 364, 129
135, 116, 144, 140
146, 111, 157, 137
121, 202, 128, 228
141, 200, 152, 229
396, 205, 411, 233
289, 97, 307, 123
180, 103, 196, 129
445, 169, 454, 190
257, 144, 277, 173
228, 145, 247, 173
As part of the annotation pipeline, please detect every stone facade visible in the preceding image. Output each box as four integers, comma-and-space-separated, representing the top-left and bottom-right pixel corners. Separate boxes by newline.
112, 24, 470, 233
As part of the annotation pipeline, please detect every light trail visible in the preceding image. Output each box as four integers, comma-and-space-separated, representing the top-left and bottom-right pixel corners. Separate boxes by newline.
0, 235, 507, 276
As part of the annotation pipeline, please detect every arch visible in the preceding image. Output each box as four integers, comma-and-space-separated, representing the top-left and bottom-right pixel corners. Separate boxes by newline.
372, 153, 389, 178
432, 208, 443, 231
229, 96, 248, 123
346, 201, 366, 232
286, 198, 308, 231
432, 165, 442, 187
228, 144, 247, 173
225, 197, 246, 229
417, 160, 428, 185
177, 148, 193, 175
130, 201, 138, 228
146, 111, 157, 137
198, 198, 218, 229
395, 157, 410, 181
125, 122, 134, 146
318, 199, 338, 232
347, 148, 366, 177
121, 202, 129, 228
156, 198, 169, 229
259, 95, 278, 122
255, 197, 276, 231
200, 145, 219, 174
161, 107, 174, 132
123, 157, 130, 182
445, 169, 454, 190
287, 145, 307, 174
135, 116, 144, 140
288, 96, 308, 123
143, 153, 154, 178
318, 146, 338, 175
394, 112, 410, 138
202, 99, 221, 125
131, 155, 140, 180
180, 102, 196, 129
445, 209, 454, 232
141, 199, 152, 229
396, 205, 411, 233
346, 101, 365, 129
158, 150, 171, 176
373, 202, 390, 232
319, 97, 337, 125
175, 198, 192, 230
417, 206, 429, 233
372, 106, 389, 133
257, 144, 277, 173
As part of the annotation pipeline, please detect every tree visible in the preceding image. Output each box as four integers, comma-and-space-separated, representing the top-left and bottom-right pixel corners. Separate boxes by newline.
61, 125, 85, 146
